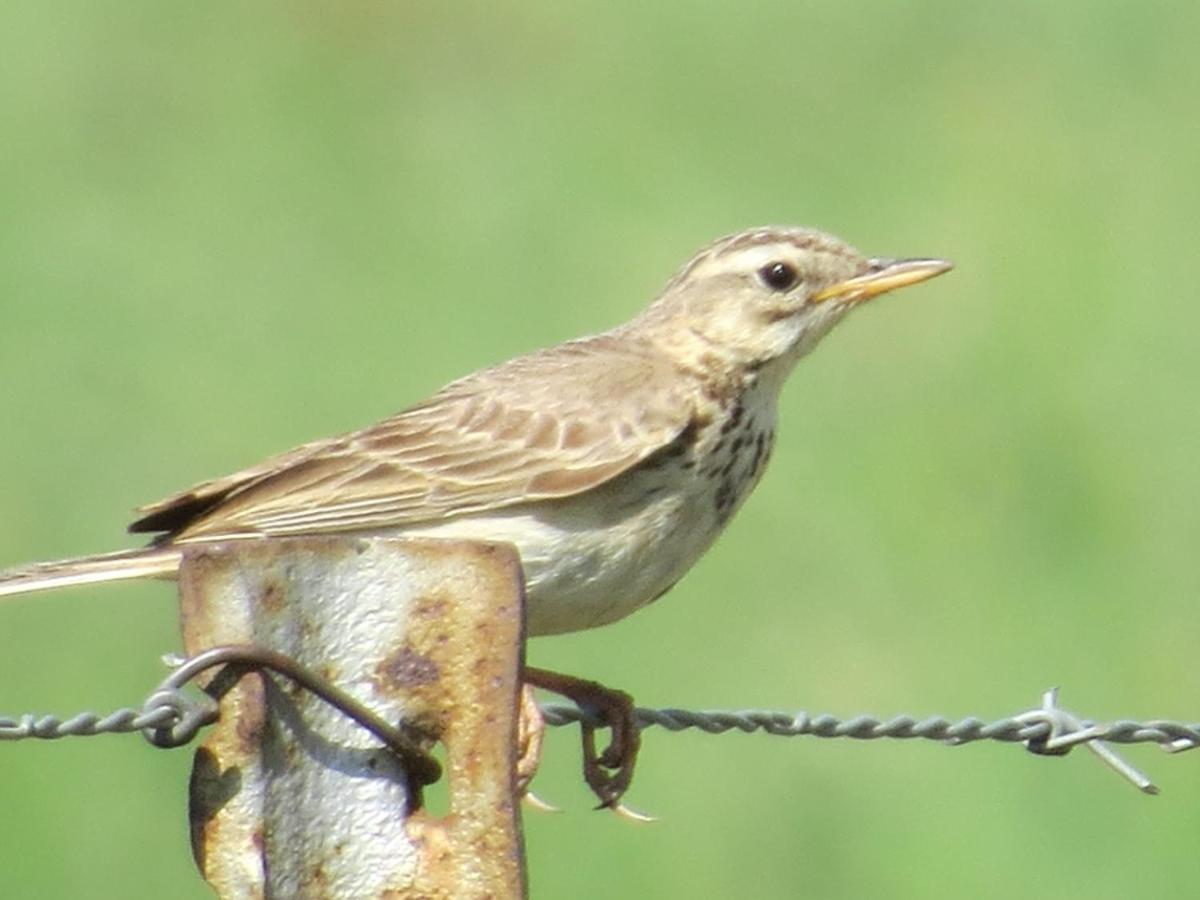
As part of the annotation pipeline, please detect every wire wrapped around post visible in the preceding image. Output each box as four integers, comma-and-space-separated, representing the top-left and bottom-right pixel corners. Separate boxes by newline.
177, 536, 528, 900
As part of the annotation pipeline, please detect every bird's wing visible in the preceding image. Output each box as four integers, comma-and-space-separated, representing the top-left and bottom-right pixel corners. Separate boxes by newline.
131, 334, 700, 542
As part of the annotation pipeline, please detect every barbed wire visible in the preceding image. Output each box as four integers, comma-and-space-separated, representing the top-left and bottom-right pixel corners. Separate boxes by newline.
2, 646, 1194, 795
543, 690, 1200, 795
543, 702, 1200, 750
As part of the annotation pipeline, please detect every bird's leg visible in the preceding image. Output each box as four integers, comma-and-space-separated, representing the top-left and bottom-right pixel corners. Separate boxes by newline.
523, 666, 640, 809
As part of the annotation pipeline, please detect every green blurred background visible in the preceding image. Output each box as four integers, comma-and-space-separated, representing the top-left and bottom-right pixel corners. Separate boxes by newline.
2, 1, 1198, 897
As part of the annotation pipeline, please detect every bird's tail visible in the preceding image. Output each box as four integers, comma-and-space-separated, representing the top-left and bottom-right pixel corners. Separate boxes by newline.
0, 547, 182, 600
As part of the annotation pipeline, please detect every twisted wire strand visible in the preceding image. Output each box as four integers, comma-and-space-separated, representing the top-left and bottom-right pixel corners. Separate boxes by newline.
538, 705, 1200, 749
0, 690, 201, 741
5, 696, 1199, 752
2, 647, 1195, 795
0, 706, 179, 740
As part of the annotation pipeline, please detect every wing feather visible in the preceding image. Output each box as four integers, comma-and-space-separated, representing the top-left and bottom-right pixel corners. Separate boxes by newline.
130, 334, 698, 542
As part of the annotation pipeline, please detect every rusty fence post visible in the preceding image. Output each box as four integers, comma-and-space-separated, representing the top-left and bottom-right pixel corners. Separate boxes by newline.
178, 536, 528, 899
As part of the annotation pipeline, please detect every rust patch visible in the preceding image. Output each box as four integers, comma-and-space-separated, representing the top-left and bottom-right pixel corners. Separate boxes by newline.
233, 676, 268, 755
414, 588, 452, 619
188, 748, 243, 871
377, 644, 441, 690
258, 580, 286, 614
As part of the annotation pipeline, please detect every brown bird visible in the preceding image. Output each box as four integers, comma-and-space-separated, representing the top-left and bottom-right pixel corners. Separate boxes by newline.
0, 225, 951, 805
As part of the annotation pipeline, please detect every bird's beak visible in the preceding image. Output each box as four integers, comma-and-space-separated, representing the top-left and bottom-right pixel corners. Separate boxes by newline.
810, 257, 953, 305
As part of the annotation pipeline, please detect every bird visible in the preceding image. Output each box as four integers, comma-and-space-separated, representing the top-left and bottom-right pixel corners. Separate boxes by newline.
0, 225, 951, 805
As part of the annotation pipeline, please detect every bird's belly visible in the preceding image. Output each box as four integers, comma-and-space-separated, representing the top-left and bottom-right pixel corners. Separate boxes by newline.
397, 474, 722, 636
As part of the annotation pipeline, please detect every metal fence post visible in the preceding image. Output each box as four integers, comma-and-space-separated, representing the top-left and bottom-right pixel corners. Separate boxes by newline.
177, 536, 528, 899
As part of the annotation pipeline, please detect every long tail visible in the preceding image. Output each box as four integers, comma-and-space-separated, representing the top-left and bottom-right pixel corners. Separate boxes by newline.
0, 547, 183, 600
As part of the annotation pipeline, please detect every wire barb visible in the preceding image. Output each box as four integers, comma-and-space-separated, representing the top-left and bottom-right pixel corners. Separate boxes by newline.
1015, 688, 1158, 794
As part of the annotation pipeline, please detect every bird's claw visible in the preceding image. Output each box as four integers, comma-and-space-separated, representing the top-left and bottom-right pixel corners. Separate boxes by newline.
524, 666, 643, 810
579, 693, 640, 808
522, 791, 562, 814
608, 801, 658, 823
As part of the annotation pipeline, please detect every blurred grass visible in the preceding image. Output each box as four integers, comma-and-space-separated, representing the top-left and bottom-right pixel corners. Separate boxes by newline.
2, 1, 1199, 897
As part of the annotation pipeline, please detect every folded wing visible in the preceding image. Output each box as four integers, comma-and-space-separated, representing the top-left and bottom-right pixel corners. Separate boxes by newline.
130, 334, 697, 543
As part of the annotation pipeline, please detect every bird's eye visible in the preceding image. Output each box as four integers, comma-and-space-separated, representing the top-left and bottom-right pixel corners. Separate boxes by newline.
758, 261, 799, 291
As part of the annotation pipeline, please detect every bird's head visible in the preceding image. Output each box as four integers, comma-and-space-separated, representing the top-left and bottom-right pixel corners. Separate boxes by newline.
638, 226, 952, 379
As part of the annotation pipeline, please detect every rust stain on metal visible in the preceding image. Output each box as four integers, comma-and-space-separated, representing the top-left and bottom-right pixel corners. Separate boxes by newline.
377, 644, 441, 690
232, 679, 267, 755
307, 863, 328, 889
189, 743, 257, 895
319, 663, 339, 686
188, 747, 221, 871
413, 589, 452, 620
257, 580, 286, 614
395, 540, 528, 898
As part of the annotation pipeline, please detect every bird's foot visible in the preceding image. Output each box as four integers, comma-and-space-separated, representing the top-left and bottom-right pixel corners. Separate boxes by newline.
523, 666, 641, 811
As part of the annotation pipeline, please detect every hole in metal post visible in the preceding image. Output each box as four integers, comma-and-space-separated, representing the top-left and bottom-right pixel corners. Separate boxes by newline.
415, 742, 451, 818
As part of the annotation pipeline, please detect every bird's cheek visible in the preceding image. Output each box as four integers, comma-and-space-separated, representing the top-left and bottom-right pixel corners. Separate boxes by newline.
755, 314, 807, 358
759, 301, 803, 325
